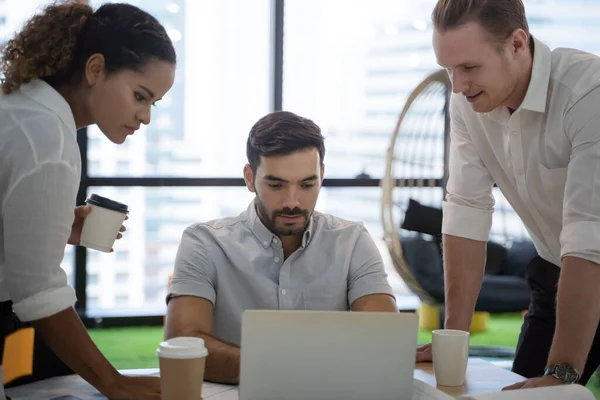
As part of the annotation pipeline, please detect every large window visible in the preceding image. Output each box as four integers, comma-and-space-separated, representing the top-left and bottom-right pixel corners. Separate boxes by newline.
0, 0, 51, 43
4, 0, 600, 321
87, 0, 273, 178
283, 0, 438, 179
84, 186, 255, 316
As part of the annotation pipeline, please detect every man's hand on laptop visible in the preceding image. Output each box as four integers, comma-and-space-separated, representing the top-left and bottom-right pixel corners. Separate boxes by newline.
416, 343, 432, 362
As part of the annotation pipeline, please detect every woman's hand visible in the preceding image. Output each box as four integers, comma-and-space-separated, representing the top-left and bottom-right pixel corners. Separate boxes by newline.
68, 205, 128, 251
104, 375, 161, 400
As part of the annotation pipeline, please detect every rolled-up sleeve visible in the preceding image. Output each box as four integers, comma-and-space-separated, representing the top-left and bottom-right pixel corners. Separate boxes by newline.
347, 226, 395, 305
167, 226, 217, 306
442, 94, 495, 241
3, 162, 78, 322
561, 87, 600, 264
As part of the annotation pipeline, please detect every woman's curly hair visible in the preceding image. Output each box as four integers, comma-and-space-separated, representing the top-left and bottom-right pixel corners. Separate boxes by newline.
0, 0, 176, 95
0, 1, 92, 94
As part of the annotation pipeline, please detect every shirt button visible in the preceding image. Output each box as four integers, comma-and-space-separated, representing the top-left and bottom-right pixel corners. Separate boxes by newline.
273, 238, 278, 244
512, 131, 519, 135
274, 257, 280, 262
281, 289, 287, 295
263, 241, 269, 246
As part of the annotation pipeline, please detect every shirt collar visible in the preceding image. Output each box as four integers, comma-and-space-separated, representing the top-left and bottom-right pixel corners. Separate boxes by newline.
519, 36, 552, 113
19, 79, 77, 134
246, 200, 314, 249
486, 36, 552, 122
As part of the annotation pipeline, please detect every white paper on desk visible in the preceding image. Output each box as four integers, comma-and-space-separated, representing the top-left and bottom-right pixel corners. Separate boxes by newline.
457, 384, 595, 400
4, 374, 105, 400
413, 378, 453, 400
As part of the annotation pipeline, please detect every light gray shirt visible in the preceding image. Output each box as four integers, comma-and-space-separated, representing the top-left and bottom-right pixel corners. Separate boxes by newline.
0, 80, 79, 321
168, 201, 394, 346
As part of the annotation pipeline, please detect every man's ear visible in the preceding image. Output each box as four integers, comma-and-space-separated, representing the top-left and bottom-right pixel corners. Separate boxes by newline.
509, 28, 529, 59
320, 163, 325, 184
84, 53, 106, 86
243, 164, 256, 193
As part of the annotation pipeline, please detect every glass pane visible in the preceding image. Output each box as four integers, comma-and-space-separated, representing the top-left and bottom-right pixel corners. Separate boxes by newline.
283, 0, 439, 179
85, 186, 255, 316
86, 186, 410, 316
87, 0, 272, 178
526, 1, 600, 52
318, 187, 384, 241
0, 1, 54, 46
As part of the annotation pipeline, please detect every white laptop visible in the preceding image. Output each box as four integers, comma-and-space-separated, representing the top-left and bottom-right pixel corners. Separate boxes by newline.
239, 310, 418, 400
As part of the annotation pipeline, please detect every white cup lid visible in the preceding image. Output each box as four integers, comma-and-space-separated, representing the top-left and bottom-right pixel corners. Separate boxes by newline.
156, 337, 208, 359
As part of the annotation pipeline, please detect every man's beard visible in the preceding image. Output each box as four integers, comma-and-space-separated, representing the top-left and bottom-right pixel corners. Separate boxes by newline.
255, 194, 310, 236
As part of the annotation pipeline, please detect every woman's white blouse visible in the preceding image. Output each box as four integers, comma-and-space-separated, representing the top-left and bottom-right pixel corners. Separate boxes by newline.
0, 80, 81, 321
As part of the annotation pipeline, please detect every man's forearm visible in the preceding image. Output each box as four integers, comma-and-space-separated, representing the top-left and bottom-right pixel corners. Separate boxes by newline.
163, 297, 239, 384
547, 256, 600, 373
443, 234, 487, 331
30, 307, 121, 395
197, 333, 240, 384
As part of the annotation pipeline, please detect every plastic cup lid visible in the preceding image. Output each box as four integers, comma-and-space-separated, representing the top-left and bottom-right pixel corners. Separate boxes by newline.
86, 193, 129, 214
156, 337, 208, 359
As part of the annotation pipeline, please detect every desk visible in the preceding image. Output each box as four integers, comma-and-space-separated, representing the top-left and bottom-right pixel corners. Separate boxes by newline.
414, 358, 524, 398
6, 358, 524, 400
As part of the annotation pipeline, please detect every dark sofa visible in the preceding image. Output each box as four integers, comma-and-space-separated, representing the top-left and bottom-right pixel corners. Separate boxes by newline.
400, 199, 535, 313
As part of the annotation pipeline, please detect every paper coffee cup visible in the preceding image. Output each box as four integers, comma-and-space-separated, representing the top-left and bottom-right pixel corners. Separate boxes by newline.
432, 329, 470, 387
156, 337, 208, 400
80, 194, 129, 253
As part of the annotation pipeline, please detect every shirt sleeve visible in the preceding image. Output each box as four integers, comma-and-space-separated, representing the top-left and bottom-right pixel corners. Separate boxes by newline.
441, 94, 495, 241
3, 161, 78, 322
347, 226, 395, 305
167, 226, 217, 306
560, 86, 600, 264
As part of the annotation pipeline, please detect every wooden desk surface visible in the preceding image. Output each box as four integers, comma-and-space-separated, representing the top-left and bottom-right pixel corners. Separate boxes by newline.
206, 358, 526, 399
6, 358, 524, 400
414, 358, 525, 398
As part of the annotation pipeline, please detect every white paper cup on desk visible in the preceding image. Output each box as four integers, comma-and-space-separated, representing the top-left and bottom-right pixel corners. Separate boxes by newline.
156, 337, 208, 400
432, 329, 470, 387
80, 194, 129, 252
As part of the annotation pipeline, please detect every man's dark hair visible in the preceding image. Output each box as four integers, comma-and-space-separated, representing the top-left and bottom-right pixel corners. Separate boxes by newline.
246, 111, 325, 173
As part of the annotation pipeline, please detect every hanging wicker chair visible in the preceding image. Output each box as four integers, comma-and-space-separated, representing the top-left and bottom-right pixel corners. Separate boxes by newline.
380, 70, 532, 359
380, 69, 450, 309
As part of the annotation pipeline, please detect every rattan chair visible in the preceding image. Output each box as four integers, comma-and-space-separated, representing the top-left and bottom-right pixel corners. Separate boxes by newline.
380, 69, 450, 310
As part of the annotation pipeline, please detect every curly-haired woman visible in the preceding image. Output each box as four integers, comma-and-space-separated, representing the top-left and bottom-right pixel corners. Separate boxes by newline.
0, 1, 176, 398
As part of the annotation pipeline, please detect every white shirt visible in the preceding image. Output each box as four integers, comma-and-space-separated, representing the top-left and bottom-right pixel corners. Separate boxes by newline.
442, 37, 600, 267
0, 80, 80, 321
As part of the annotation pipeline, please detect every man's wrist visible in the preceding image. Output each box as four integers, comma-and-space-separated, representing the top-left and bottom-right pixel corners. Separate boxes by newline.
444, 315, 471, 332
544, 363, 580, 384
